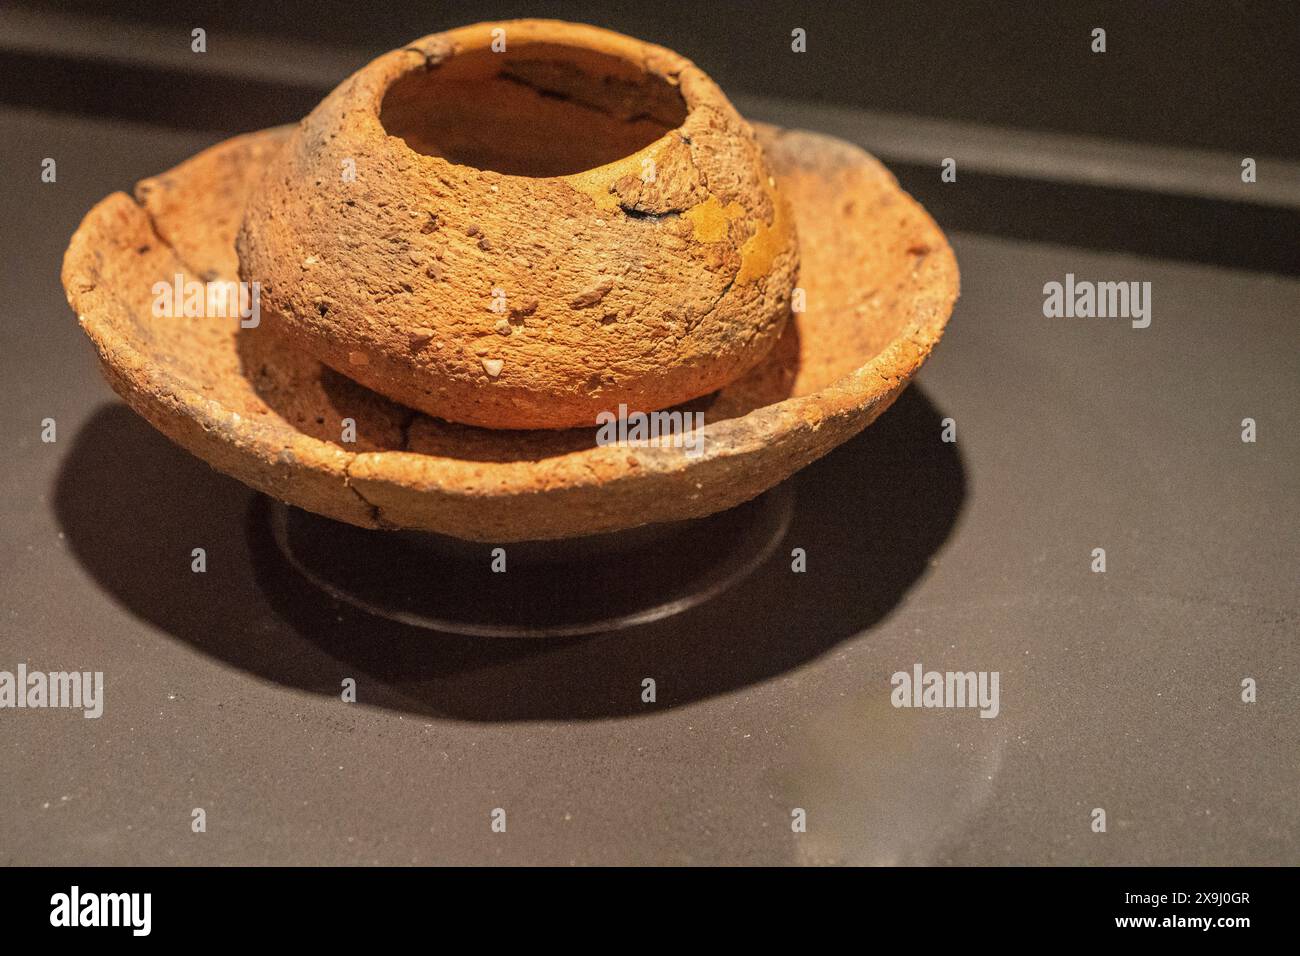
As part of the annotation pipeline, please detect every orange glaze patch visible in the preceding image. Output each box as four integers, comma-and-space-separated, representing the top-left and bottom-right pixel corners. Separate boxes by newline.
684, 195, 744, 242
737, 182, 791, 284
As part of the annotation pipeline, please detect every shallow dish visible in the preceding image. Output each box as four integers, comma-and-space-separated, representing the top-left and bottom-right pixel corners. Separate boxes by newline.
62, 123, 957, 541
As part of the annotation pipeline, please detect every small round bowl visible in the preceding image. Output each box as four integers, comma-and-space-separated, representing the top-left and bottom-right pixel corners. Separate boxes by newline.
64, 122, 957, 542
237, 21, 798, 430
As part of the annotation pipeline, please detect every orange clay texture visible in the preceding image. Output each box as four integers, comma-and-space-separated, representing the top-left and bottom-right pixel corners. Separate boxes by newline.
236, 21, 799, 429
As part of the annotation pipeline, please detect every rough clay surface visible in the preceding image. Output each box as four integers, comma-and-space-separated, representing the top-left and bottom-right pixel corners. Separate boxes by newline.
237, 21, 799, 429
63, 123, 958, 542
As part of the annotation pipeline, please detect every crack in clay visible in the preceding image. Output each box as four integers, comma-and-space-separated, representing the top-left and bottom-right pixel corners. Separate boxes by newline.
402, 44, 451, 71
343, 457, 391, 528
619, 205, 682, 222
615, 132, 703, 220
130, 193, 208, 280
497, 69, 681, 126
689, 273, 736, 333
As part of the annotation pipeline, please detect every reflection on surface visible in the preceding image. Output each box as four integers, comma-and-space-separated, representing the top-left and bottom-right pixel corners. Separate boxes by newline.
781, 695, 1006, 865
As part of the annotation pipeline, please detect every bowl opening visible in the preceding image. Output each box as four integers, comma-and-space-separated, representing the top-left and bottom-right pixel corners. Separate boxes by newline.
380, 41, 689, 177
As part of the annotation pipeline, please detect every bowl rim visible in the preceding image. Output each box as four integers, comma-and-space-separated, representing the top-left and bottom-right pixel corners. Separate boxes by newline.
369, 20, 712, 187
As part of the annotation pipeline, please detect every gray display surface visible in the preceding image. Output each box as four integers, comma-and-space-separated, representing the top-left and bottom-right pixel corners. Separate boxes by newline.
1, 107, 1296, 866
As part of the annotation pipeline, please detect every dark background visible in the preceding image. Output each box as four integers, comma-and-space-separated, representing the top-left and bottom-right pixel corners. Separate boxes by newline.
7, 0, 1295, 272
1, 0, 1296, 867
9, 0, 1300, 157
